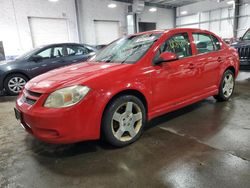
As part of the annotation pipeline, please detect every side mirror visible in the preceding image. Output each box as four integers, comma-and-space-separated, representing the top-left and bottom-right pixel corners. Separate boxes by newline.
154, 52, 178, 65
239, 37, 243, 41
29, 55, 43, 62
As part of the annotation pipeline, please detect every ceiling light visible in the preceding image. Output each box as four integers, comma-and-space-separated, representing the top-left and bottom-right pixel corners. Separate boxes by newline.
149, 7, 157, 12
108, 3, 117, 8
48, 0, 59, 2
181, 11, 188, 15
227, 0, 235, 5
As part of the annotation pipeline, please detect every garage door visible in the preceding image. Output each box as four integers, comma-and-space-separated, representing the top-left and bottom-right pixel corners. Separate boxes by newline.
94, 20, 120, 45
29, 17, 69, 47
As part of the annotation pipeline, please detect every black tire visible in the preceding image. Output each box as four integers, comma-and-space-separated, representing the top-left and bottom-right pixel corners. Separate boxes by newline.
4, 74, 28, 95
102, 95, 146, 147
214, 70, 235, 101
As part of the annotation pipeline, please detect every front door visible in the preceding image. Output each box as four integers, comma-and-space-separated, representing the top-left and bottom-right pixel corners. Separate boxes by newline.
151, 32, 198, 113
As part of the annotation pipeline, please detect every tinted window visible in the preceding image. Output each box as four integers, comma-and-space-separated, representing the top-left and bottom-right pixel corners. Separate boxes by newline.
192, 33, 215, 54
53, 47, 64, 58
36, 48, 52, 59
242, 29, 250, 40
67, 45, 91, 56
211, 35, 221, 51
155, 33, 192, 59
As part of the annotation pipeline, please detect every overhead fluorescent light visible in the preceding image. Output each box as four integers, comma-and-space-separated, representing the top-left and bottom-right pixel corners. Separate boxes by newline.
108, 3, 117, 8
48, 0, 59, 2
227, 0, 235, 5
181, 11, 188, 15
149, 7, 157, 12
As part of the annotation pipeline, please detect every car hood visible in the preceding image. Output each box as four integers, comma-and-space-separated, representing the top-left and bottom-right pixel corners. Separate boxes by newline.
25, 62, 131, 93
231, 40, 250, 48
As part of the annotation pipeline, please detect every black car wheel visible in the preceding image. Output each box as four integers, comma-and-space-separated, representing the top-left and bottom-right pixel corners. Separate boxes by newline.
102, 95, 146, 147
214, 70, 235, 101
4, 74, 28, 95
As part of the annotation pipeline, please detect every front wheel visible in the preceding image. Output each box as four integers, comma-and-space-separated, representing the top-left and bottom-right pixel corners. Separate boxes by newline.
4, 74, 28, 95
102, 95, 146, 147
214, 70, 235, 101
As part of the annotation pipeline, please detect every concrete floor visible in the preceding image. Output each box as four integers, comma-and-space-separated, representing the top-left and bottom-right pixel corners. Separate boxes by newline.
0, 72, 250, 188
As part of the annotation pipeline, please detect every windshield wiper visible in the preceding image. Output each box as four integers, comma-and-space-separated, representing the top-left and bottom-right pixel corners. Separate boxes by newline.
98, 54, 116, 63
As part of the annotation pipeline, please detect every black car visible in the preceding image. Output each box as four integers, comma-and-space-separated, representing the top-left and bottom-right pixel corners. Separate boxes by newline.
231, 28, 250, 68
0, 43, 96, 95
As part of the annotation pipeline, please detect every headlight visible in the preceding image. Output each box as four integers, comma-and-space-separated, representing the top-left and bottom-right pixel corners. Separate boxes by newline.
44, 86, 90, 108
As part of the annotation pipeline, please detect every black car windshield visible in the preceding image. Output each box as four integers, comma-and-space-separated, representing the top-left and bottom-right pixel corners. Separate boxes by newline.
242, 29, 250, 40
89, 33, 162, 64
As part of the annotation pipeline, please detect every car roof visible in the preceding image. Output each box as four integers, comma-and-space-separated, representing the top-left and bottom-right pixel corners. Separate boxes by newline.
36, 43, 97, 51
132, 28, 213, 36
41, 43, 86, 47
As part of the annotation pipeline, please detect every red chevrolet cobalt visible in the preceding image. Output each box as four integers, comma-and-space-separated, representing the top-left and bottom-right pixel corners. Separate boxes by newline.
15, 28, 239, 147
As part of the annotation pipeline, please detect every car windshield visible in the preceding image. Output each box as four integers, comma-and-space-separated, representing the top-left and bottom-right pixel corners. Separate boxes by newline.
89, 33, 162, 64
242, 29, 250, 40
16, 46, 44, 60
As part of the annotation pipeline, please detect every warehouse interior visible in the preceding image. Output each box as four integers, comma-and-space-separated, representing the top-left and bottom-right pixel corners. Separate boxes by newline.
1, 0, 250, 58
0, 0, 250, 187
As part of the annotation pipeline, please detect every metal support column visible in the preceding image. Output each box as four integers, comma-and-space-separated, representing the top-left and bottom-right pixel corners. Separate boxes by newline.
233, 0, 240, 38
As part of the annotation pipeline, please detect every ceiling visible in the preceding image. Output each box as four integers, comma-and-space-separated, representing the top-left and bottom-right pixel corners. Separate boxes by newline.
144, 0, 206, 8
113, 0, 207, 8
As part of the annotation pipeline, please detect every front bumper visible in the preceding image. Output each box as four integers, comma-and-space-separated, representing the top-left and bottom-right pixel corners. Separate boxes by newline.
240, 59, 250, 68
15, 90, 102, 144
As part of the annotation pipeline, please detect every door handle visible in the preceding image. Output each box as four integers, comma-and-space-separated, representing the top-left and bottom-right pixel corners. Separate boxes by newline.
217, 57, 223, 62
187, 63, 195, 69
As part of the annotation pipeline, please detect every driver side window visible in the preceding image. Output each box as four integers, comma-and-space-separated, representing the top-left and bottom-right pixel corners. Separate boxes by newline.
36, 48, 52, 60
155, 33, 192, 61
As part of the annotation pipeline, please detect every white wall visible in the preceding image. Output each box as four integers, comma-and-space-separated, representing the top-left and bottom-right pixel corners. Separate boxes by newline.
238, 4, 250, 37
78, 0, 128, 45
78, 0, 175, 45
137, 6, 175, 30
177, 0, 231, 17
176, 0, 235, 38
0, 0, 79, 58
176, 0, 250, 38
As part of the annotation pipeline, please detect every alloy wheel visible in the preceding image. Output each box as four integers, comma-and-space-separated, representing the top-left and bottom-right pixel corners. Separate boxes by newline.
111, 101, 143, 142
222, 73, 234, 98
8, 77, 26, 93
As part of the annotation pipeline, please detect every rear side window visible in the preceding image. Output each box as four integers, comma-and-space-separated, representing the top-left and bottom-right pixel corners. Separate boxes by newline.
66, 45, 91, 56
192, 33, 215, 54
155, 33, 192, 59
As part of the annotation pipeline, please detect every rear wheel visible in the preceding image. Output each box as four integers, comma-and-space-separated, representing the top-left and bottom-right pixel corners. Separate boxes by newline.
214, 70, 235, 101
4, 74, 28, 95
102, 95, 146, 147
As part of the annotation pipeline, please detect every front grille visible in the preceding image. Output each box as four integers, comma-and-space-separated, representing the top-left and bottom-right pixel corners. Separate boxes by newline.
236, 46, 250, 60
26, 90, 42, 98
24, 97, 36, 105
23, 89, 42, 105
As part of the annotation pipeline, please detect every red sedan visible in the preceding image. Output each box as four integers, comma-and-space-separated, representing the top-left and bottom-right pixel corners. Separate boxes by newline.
15, 28, 239, 147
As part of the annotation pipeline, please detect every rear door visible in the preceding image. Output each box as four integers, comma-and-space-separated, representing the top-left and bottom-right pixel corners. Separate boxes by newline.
191, 33, 223, 92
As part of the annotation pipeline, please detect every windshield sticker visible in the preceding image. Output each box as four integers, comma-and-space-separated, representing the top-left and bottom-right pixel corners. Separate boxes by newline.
135, 36, 156, 43
169, 40, 189, 49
